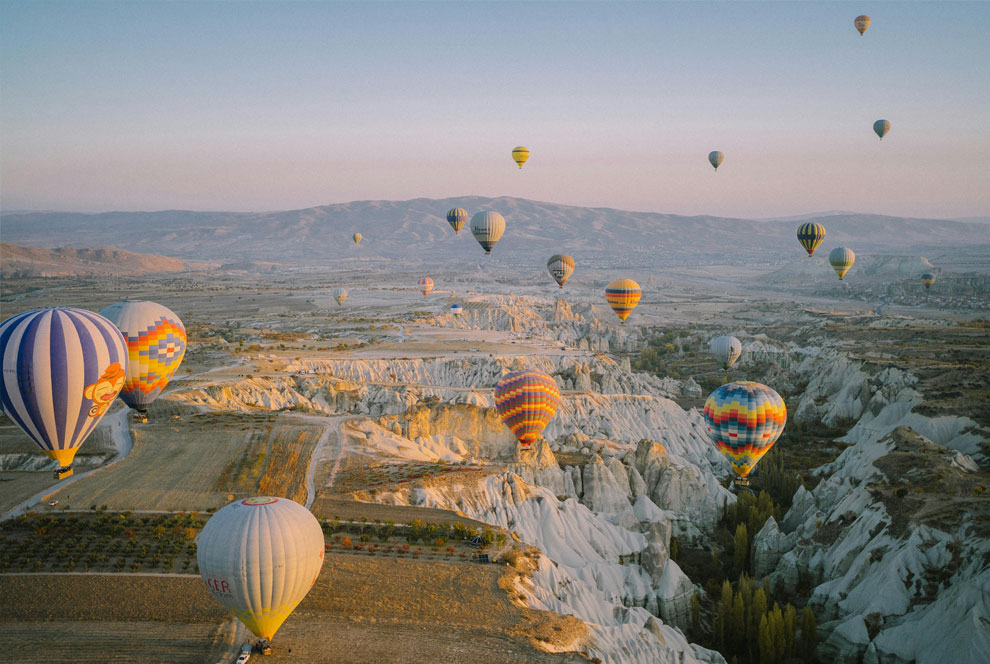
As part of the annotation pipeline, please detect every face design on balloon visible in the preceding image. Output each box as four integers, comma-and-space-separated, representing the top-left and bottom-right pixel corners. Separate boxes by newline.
83, 362, 126, 417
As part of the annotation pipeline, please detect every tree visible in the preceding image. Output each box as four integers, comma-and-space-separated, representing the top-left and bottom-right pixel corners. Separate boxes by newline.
783, 603, 797, 658
730, 592, 746, 654
690, 593, 701, 635
801, 606, 818, 661
758, 614, 773, 664
717, 579, 733, 649
734, 523, 749, 574
770, 603, 785, 662
670, 535, 679, 561
749, 588, 767, 646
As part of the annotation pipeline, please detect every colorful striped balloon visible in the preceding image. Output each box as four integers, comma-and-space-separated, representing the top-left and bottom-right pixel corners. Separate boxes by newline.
605, 278, 642, 324
418, 277, 434, 297
796, 223, 826, 257
450, 304, 463, 316
704, 381, 786, 480
0, 307, 128, 475
470, 211, 505, 255
100, 301, 186, 414
547, 254, 575, 288
446, 208, 467, 234
493, 371, 561, 451
829, 247, 856, 280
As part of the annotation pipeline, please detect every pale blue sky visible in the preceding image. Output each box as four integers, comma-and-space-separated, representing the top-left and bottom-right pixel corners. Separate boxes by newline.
1, 1, 988, 218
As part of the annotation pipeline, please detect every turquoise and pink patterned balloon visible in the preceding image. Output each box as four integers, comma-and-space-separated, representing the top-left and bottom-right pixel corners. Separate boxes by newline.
704, 381, 786, 482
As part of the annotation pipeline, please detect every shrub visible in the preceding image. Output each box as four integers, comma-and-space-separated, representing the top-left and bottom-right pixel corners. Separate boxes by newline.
341, 536, 352, 548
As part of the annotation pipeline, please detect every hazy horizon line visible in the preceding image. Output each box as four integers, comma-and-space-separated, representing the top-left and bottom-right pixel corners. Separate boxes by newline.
1, 196, 984, 224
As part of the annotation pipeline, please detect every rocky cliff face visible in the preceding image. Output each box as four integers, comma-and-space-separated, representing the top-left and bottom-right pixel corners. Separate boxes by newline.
753, 427, 990, 664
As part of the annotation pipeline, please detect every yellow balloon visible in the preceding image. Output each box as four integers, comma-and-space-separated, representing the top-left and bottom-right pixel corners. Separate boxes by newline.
353, 233, 362, 244
605, 278, 642, 324
854, 15, 870, 35
512, 146, 530, 169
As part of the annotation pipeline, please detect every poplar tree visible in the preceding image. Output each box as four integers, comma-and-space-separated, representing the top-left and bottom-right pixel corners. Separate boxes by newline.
734, 523, 749, 573
750, 588, 768, 651
690, 593, 701, 635
801, 606, 818, 660
758, 614, 773, 664
783, 603, 797, 657
731, 592, 746, 654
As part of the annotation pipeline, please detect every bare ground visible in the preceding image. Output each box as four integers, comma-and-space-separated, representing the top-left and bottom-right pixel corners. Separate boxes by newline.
0, 551, 587, 664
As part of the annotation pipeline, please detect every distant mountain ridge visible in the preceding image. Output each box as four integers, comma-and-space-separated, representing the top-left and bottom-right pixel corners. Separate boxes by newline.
0, 243, 188, 277
1, 197, 984, 268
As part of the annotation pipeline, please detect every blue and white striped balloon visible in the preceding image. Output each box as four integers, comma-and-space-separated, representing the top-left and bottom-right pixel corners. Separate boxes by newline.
0, 307, 128, 471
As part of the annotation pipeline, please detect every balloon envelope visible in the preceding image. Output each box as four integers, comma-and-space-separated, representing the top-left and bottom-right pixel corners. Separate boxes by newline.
99, 301, 186, 413
332, 288, 348, 306
198, 497, 324, 641
418, 277, 434, 297
704, 381, 786, 479
854, 15, 870, 35
450, 304, 463, 315
352, 233, 362, 244
829, 247, 856, 280
446, 208, 468, 234
710, 336, 742, 369
796, 223, 827, 257
921, 273, 936, 290
709, 151, 724, 171
873, 120, 890, 140
470, 211, 506, 255
0, 307, 127, 469
494, 371, 561, 451
547, 254, 575, 288
605, 278, 642, 324
511, 146, 530, 169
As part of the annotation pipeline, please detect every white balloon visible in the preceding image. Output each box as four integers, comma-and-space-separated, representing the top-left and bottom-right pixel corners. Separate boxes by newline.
198, 497, 324, 640
710, 335, 742, 369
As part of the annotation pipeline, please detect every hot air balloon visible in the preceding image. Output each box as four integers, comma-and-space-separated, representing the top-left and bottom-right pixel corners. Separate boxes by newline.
829, 247, 856, 280
99, 301, 186, 423
796, 223, 827, 257
470, 211, 505, 255
353, 233, 362, 244
547, 254, 575, 289
332, 288, 348, 306
493, 371, 561, 452
605, 278, 642, 324
511, 146, 530, 169
0, 308, 128, 478
708, 151, 724, 171
710, 335, 742, 369
198, 497, 324, 650
921, 273, 936, 290
704, 381, 786, 484
450, 304, 463, 316
418, 277, 434, 297
854, 15, 871, 35
873, 120, 890, 140
446, 208, 468, 234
